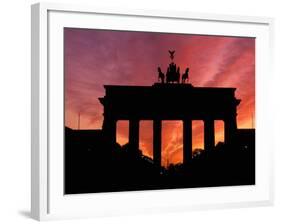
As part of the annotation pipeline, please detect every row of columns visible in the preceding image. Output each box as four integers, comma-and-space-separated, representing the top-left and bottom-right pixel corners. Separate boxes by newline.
103, 118, 236, 168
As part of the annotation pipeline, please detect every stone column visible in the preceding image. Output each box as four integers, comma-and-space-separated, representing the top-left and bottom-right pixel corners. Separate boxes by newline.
204, 119, 215, 151
224, 115, 237, 144
129, 119, 139, 152
183, 119, 192, 166
153, 119, 162, 168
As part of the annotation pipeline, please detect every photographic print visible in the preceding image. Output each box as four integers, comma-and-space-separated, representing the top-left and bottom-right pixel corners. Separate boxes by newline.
64, 28, 255, 194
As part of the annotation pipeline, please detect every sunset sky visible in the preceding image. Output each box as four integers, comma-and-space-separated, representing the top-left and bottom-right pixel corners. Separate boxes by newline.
64, 28, 255, 166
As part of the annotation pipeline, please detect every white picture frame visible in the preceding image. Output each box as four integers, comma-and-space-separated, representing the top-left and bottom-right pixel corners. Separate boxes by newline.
31, 2, 274, 221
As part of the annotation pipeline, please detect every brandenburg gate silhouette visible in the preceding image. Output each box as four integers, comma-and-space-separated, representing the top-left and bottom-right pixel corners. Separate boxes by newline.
99, 83, 241, 168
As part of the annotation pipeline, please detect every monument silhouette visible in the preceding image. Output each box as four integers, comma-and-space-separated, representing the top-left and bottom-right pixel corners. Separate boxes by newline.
65, 50, 255, 194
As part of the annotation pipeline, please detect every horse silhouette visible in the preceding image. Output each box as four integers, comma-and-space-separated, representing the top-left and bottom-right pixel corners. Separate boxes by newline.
182, 67, 189, 83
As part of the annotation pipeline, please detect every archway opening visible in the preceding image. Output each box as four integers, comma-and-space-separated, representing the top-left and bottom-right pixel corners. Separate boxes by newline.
192, 120, 204, 157
116, 120, 129, 146
139, 120, 153, 159
215, 120, 225, 146
162, 121, 183, 168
